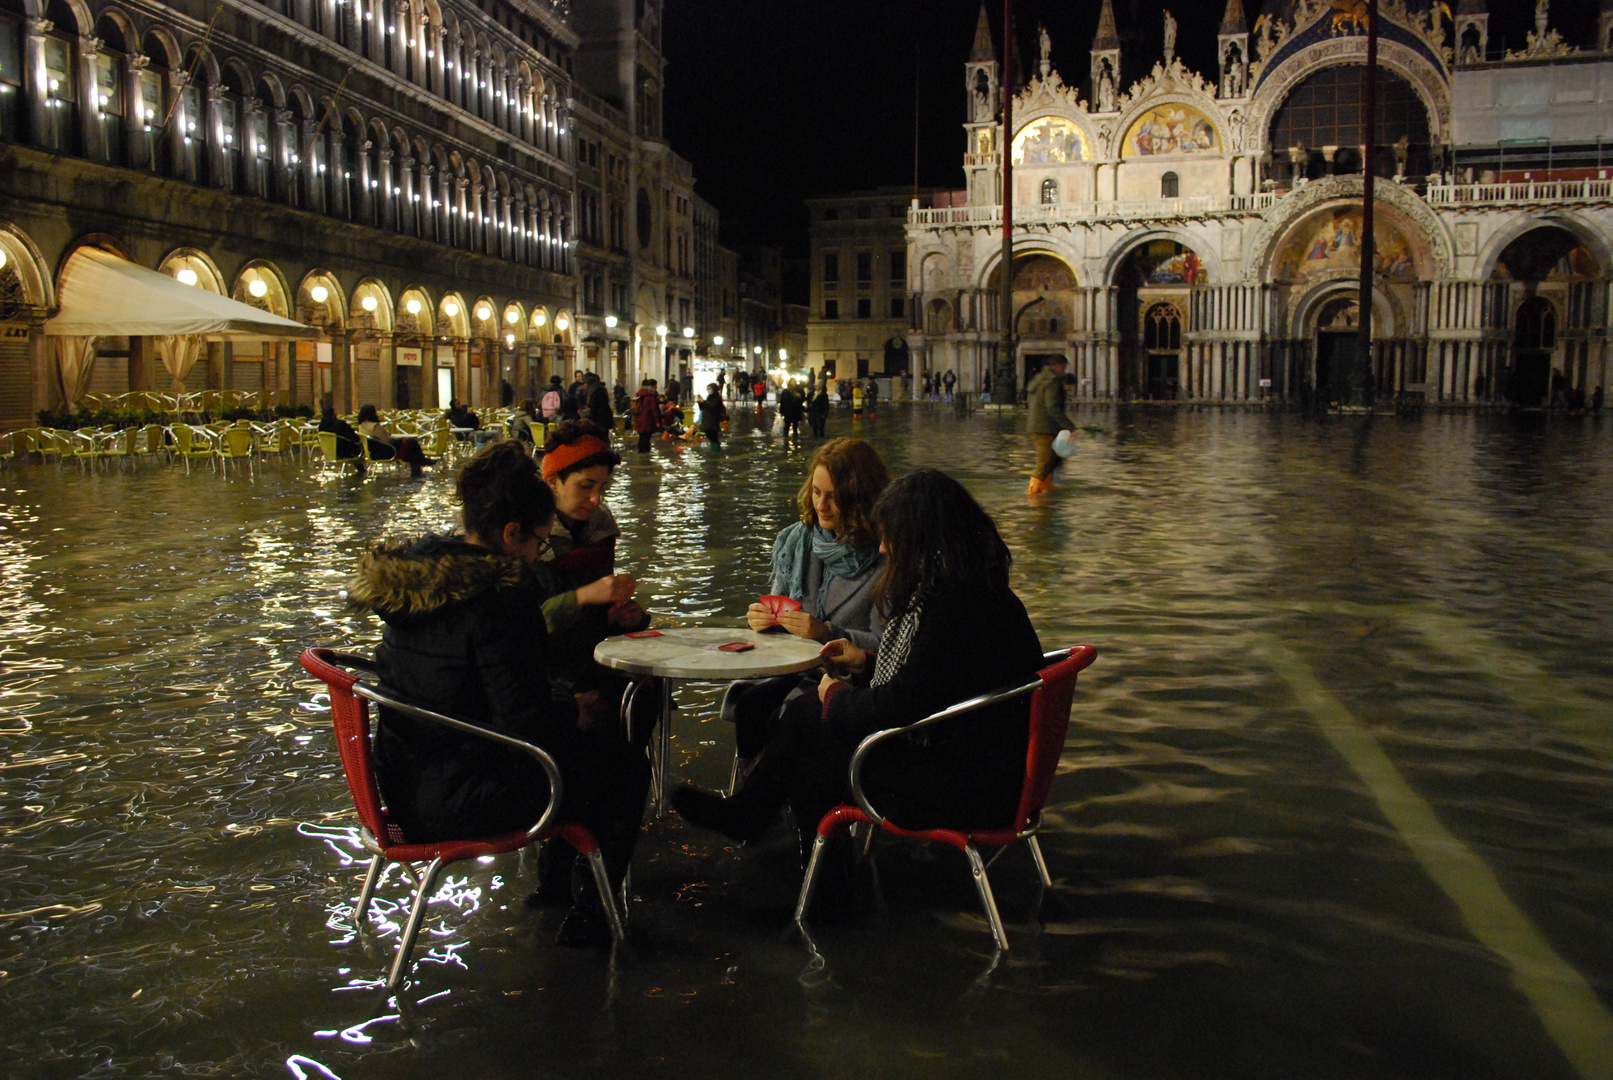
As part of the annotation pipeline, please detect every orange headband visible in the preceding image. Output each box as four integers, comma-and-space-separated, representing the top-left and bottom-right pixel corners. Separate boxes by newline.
541, 435, 611, 480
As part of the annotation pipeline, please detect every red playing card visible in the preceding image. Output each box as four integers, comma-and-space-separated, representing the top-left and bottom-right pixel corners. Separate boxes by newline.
624, 630, 664, 639
759, 594, 801, 616
716, 641, 756, 652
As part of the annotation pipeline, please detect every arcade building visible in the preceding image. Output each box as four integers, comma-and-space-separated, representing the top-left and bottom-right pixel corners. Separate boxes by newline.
905, 0, 1613, 407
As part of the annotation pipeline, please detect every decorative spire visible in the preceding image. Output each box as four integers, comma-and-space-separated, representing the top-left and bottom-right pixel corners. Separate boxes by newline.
1093, 0, 1120, 50
1220, 0, 1248, 34
970, 4, 995, 62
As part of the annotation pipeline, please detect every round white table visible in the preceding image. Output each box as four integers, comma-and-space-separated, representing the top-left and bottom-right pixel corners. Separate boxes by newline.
594, 627, 825, 814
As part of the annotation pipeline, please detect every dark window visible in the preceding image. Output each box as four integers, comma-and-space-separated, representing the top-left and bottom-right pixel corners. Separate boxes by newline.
890, 249, 906, 282
1144, 303, 1182, 350
822, 252, 838, 283
636, 187, 652, 247
889, 296, 905, 319
857, 298, 871, 319
824, 299, 839, 320
823, 207, 838, 220
856, 252, 872, 283
1161, 172, 1179, 198
1041, 178, 1058, 204
1269, 64, 1432, 179
856, 205, 870, 219
1516, 297, 1556, 349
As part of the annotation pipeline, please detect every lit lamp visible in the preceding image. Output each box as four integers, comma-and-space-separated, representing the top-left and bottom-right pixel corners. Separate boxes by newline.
753, 345, 762, 356
505, 333, 515, 347
656, 324, 668, 336
247, 279, 268, 298
604, 314, 618, 329
475, 304, 492, 321
682, 326, 694, 338
176, 268, 199, 286
0, 249, 8, 271
310, 284, 329, 303
713, 335, 724, 346
444, 300, 460, 318
406, 298, 421, 315
505, 309, 519, 324
555, 315, 569, 332
534, 311, 547, 327
361, 295, 378, 312
779, 349, 789, 361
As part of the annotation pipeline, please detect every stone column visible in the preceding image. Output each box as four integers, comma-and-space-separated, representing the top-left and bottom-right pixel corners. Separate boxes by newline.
331, 331, 353, 415
77, 37, 100, 161
400, 154, 417, 235
379, 333, 396, 410
23, 19, 51, 152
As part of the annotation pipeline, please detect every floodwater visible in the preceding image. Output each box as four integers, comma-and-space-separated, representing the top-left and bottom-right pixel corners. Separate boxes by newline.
1, 404, 1611, 1080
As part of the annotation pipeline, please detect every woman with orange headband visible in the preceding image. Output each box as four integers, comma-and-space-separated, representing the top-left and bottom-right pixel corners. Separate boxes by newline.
537, 421, 655, 731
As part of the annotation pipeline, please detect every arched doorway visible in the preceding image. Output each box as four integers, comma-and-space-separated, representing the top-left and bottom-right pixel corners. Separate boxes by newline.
1492, 226, 1602, 407
1115, 240, 1202, 399
1312, 294, 1366, 406
1143, 302, 1183, 399
1511, 297, 1555, 407
989, 252, 1079, 396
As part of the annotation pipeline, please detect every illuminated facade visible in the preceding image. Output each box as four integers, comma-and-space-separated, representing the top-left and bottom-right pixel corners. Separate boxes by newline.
0, 0, 716, 421
907, 0, 1613, 406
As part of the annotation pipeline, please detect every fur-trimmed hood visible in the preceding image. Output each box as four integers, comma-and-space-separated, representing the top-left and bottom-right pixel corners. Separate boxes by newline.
345, 534, 525, 623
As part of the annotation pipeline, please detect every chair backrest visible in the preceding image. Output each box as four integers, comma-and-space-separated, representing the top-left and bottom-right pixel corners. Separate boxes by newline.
221, 427, 253, 457
138, 424, 164, 453
299, 648, 393, 846
316, 431, 338, 461
1011, 645, 1098, 832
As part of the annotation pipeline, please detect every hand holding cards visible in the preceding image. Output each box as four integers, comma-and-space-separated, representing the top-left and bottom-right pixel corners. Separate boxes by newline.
757, 594, 801, 627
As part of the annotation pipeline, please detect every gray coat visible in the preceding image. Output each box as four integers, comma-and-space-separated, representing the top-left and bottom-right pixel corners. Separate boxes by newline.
769, 522, 886, 653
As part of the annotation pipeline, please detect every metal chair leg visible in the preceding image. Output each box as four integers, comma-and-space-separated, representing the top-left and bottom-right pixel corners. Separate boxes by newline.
583, 848, 627, 944
964, 843, 1011, 953
387, 856, 446, 992
354, 854, 385, 923
793, 831, 831, 934
1025, 834, 1052, 888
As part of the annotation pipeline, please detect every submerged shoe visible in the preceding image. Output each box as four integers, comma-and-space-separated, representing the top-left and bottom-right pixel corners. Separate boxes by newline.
670, 785, 771, 845
554, 902, 610, 949
1026, 476, 1053, 496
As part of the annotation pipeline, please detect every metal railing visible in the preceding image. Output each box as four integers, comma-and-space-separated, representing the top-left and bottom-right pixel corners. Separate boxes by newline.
910, 193, 1277, 227
1425, 178, 1613, 205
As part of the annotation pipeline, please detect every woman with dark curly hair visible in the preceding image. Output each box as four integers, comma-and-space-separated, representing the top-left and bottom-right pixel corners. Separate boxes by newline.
345, 441, 649, 948
674, 468, 1044, 853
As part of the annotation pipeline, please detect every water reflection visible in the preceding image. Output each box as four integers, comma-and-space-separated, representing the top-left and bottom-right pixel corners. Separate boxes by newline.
0, 408, 1610, 1079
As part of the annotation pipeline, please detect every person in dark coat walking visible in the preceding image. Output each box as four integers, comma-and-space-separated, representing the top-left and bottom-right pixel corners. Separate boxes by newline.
807, 383, 831, 436
345, 442, 650, 948
583, 373, 613, 435
700, 383, 728, 449
778, 381, 805, 437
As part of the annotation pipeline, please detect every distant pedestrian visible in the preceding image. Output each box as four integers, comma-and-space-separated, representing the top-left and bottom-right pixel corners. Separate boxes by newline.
665, 377, 681, 405
541, 375, 564, 420
779, 381, 805, 436
1025, 357, 1074, 497
753, 377, 766, 407
851, 380, 864, 419
632, 379, 662, 452
808, 384, 830, 436
921, 372, 933, 400
701, 383, 728, 449
584, 373, 613, 435
942, 369, 957, 401
982, 371, 993, 402
1593, 385, 1604, 413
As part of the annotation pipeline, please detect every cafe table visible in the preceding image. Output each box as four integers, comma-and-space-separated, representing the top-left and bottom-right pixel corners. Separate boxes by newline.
594, 627, 825, 814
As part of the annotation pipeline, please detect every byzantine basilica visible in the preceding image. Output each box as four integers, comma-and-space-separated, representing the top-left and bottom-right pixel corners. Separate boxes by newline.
906, 0, 1613, 407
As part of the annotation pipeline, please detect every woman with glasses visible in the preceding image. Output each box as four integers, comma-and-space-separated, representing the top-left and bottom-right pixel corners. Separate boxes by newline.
346, 441, 650, 948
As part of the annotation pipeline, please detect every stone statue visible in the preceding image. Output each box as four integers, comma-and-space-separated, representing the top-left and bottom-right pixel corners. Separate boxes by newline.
1039, 26, 1051, 67
1098, 68, 1116, 112
1163, 9, 1177, 64
1535, 0, 1549, 38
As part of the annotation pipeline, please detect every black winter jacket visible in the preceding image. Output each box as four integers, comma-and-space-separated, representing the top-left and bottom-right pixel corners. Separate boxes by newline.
345, 534, 579, 840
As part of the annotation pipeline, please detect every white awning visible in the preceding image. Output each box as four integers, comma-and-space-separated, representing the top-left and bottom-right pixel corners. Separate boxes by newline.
43, 247, 316, 339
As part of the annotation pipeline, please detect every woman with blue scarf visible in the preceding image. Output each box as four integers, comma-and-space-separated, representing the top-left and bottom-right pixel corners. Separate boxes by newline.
724, 438, 891, 760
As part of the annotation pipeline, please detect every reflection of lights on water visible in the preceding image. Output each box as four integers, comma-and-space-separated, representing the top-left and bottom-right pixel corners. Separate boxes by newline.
286, 1054, 344, 1079
311, 1012, 400, 1045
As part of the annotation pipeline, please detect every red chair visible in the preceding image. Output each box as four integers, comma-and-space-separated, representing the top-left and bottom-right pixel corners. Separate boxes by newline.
793, 645, 1097, 953
299, 647, 626, 992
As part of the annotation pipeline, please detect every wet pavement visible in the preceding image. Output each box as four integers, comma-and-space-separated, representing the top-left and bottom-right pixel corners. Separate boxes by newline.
1, 403, 1611, 1079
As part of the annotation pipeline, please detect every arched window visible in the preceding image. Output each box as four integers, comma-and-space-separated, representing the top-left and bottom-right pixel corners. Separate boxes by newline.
1269, 65, 1432, 180
92, 17, 127, 164
0, 5, 23, 143
41, 8, 77, 154
1040, 178, 1057, 204
1161, 171, 1179, 199
1144, 303, 1182, 351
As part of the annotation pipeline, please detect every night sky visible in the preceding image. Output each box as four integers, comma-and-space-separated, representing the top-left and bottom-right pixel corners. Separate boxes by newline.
661, 0, 1593, 262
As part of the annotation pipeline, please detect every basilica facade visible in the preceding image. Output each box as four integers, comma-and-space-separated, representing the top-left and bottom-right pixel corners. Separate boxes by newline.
907, 0, 1613, 407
